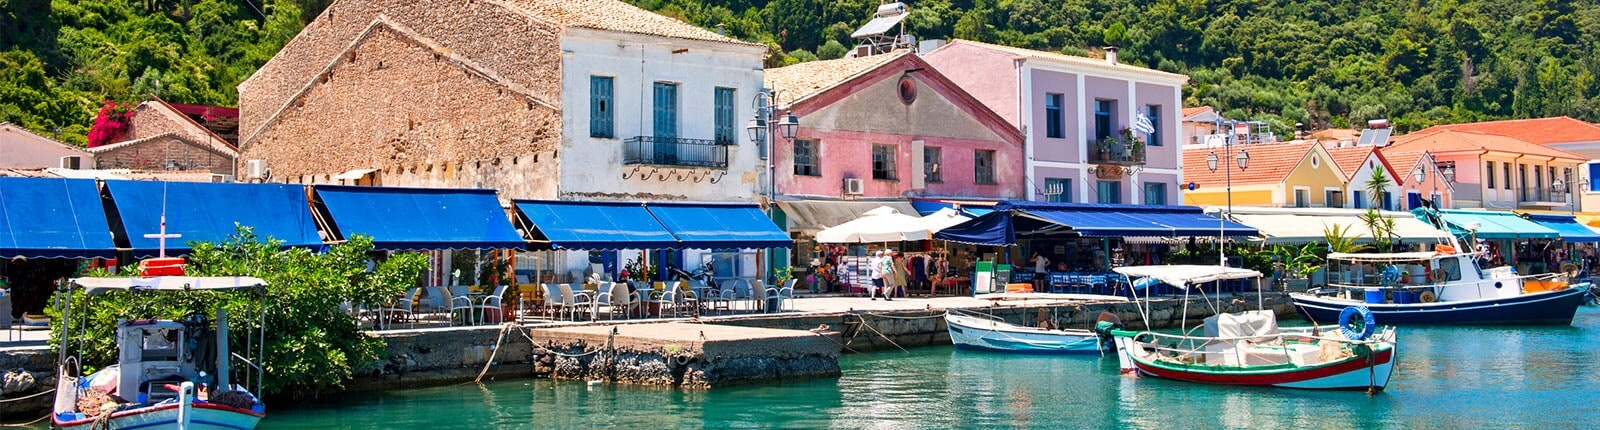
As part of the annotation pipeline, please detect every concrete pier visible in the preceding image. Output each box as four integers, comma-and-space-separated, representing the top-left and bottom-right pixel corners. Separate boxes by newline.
526, 322, 841, 388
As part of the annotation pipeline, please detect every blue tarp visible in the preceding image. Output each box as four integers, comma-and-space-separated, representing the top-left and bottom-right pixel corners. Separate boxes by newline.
645, 202, 791, 249
1524, 213, 1600, 242
909, 198, 996, 217
314, 185, 524, 250
932, 201, 1257, 245
1434, 210, 1559, 240
105, 180, 322, 256
514, 200, 678, 250
0, 177, 115, 258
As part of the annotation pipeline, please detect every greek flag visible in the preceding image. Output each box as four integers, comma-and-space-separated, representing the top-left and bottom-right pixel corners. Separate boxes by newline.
1132, 111, 1156, 135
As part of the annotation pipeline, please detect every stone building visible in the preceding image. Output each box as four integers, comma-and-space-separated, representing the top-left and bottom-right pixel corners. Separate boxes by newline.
0, 122, 90, 169
236, 0, 768, 202
88, 97, 239, 176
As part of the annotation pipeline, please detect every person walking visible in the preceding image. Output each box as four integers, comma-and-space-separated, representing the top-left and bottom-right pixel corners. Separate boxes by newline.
889, 251, 909, 299
868, 250, 887, 300
1029, 251, 1051, 292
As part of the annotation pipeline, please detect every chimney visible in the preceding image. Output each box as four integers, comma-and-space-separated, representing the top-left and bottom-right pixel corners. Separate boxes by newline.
1104, 47, 1118, 65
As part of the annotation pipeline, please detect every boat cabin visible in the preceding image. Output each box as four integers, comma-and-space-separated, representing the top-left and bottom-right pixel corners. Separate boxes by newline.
118, 319, 202, 404
1322, 251, 1550, 303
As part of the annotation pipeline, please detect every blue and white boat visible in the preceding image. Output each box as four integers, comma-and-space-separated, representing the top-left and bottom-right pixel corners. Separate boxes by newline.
1291, 250, 1590, 325
944, 309, 1111, 354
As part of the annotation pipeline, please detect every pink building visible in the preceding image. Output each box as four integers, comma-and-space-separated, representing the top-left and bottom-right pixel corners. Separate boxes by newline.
923, 40, 1188, 204
764, 51, 1024, 201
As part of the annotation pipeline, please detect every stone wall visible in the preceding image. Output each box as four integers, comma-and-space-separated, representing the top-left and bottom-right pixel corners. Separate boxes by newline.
126, 102, 228, 152
238, 0, 564, 145
94, 135, 235, 175
0, 347, 56, 419
242, 24, 562, 199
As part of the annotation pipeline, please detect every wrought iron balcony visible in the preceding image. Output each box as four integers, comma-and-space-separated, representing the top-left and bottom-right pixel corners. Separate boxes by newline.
623, 136, 728, 169
1518, 187, 1569, 206
1086, 137, 1146, 166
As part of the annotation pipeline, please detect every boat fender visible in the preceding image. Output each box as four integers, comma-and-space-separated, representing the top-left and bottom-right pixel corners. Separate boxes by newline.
1428, 268, 1448, 283
1418, 290, 1437, 303
1338, 306, 1376, 341
1562, 263, 1580, 275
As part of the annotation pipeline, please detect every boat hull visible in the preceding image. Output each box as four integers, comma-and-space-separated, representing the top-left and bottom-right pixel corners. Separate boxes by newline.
1291, 285, 1589, 325
1112, 336, 1396, 391
945, 313, 1106, 354
54, 402, 263, 430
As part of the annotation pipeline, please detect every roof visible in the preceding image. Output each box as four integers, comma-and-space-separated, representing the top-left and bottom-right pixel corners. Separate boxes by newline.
1181, 142, 1317, 187
85, 132, 239, 158
764, 52, 907, 103
144, 96, 238, 152
1378, 148, 1429, 184
1310, 128, 1360, 142
1388, 129, 1587, 161
502, 0, 760, 47
943, 39, 1188, 84
0, 122, 84, 152
1181, 107, 1213, 119
1323, 144, 1378, 181
1422, 116, 1600, 146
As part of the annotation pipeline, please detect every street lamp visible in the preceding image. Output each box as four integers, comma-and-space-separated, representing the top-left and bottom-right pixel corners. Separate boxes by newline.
748, 89, 798, 282
1205, 125, 1248, 267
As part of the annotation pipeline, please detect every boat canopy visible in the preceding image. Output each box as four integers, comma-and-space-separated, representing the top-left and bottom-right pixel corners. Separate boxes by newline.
1326, 251, 1442, 262
71, 276, 268, 295
1113, 265, 1262, 289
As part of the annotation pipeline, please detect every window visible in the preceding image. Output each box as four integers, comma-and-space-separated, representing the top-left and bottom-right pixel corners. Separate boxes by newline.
1439, 257, 1464, 282
1590, 163, 1600, 192
1485, 161, 1495, 189
872, 144, 897, 180
1144, 182, 1167, 205
924, 146, 942, 183
1144, 105, 1162, 146
1381, 191, 1394, 210
1045, 93, 1064, 138
1520, 164, 1529, 200
590, 76, 614, 138
1094, 100, 1115, 140
1294, 188, 1309, 208
653, 82, 678, 138
1327, 190, 1344, 208
714, 87, 735, 145
793, 139, 819, 176
1097, 180, 1121, 204
1407, 192, 1422, 210
1045, 178, 1071, 202
1351, 190, 1366, 209
1503, 162, 1512, 190
974, 150, 996, 184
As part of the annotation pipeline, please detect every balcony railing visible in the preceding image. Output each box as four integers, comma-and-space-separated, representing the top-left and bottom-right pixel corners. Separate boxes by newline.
1518, 187, 1568, 204
1087, 137, 1146, 165
623, 136, 728, 169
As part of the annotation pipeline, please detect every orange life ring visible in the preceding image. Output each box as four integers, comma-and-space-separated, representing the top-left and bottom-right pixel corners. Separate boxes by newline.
1418, 290, 1438, 303
1428, 268, 1448, 283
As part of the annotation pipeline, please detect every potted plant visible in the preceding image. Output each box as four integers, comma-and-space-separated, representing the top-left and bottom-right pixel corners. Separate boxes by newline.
1095, 137, 1113, 160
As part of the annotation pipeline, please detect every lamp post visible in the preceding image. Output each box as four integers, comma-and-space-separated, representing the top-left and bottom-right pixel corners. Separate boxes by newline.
1205, 124, 1248, 266
747, 89, 798, 282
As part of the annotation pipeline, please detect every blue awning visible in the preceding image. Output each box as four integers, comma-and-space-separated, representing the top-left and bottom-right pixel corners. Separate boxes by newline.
314, 185, 523, 250
932, 201, 1256, 245
1524, 214, 1600, 242
909, 198, 996, 217
0, 177, 115, 258
1434, 210, 1559, 240
514, 200, 678, 250
645, 202, 791, 249
105, 181, 322, 256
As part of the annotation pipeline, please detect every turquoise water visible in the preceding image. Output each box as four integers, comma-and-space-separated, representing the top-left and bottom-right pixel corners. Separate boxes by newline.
262, 308, 1600, 429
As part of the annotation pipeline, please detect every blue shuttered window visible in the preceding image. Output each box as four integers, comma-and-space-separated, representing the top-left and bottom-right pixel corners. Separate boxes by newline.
714, 87, 735, 145
1097, 180, 1121, 204
1045, 93, 1064, 138
1145, 105, 1162, 146
653, 82, 678, 164
590, 76, 613, 138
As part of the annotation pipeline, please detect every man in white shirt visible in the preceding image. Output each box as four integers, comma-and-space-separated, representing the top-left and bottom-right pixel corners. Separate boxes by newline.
868, 250, 886, 300
1030, 251, 1050, 291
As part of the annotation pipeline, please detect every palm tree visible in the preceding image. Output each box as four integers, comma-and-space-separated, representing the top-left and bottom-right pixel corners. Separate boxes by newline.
1366, 169, 1392, 209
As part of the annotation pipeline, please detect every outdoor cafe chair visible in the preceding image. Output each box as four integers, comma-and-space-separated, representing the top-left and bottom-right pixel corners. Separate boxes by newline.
727, 279, 753, 312
558, 283, 593, 321
374, 288, 420, 330
646, 289, 681, 318
540, 283, 564, 320
601, 282, 638, 320
473, 285, 509, 324
774, 279, 796, 312
708, 288, 735, 315
515, 283, 542, 322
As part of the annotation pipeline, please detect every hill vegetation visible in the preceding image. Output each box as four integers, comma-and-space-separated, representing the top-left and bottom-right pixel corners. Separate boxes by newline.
4, 0, 1599, 144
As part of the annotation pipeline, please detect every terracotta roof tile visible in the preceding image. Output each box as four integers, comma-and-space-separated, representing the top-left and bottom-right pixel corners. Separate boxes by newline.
1310, 128, 1360, 142
764, 52, 907, 103
1378, 148, 1427, 184
1323, 144, 1375, 180
1181, 106, 1212, 118
1389, 129, 1587, 161
503, 0, 759, 46
1182, 142, 1315, 187
1422, 116, 1600, 146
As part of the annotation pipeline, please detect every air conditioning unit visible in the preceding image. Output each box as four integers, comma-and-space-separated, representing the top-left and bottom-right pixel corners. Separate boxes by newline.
211, 174, 235, 183
59, 156, 81, 170
843, 178, 865, 195
245, 159, 269, 180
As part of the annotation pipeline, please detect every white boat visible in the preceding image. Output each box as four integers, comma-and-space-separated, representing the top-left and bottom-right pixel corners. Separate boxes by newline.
1291, 249, 1590, 325
945, 309, 1111, 354
52, 259, 268, 430
1109, 265, 1399, 391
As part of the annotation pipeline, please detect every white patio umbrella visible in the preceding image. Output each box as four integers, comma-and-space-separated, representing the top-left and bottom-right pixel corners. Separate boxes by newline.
915, 207, 972, 234
815, 206, 928, 243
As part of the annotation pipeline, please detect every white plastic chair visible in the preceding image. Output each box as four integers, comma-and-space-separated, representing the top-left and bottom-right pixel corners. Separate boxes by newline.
375, 288, 420, 330
775, 279, 796, 312
558, 283, 593, 321
473, 285, 509, 324
647, 289, 680, 318
751, 279, 773, 313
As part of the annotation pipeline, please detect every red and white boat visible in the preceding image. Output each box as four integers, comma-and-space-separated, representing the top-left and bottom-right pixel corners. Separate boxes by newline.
52, 256, 269, 430
1108, 265, 1399, 392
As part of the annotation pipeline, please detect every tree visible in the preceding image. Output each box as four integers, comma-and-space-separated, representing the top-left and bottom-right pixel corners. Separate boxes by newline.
817, 39, 848, 60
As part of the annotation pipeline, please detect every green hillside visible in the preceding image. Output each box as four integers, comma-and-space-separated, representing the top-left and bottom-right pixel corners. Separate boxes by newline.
4, 0, 1598, 145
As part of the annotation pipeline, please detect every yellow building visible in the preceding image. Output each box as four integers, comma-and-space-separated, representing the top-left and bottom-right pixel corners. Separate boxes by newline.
1182, 141, 1347, 208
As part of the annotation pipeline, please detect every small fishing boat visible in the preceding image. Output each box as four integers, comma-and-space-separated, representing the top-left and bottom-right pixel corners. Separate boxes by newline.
52, 256, 269, 430
1109, 265, 1398, 391
1291, 204, 1590, 326
945, 309, 1113, 354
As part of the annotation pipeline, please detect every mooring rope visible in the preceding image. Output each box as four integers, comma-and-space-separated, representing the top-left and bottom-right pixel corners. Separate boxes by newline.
474, 322, 520, 383
0, 387, 55, 404
855, 314, 910, 353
